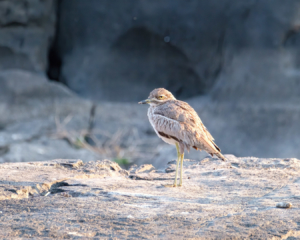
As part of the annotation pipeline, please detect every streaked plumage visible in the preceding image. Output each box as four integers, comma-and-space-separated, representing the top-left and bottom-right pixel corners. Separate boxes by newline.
139, 88, 226, 187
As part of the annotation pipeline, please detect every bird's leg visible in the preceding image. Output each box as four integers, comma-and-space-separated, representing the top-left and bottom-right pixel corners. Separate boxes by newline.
178, 152, 184, 187
172, 142, 181, 187
163, 143, 180, 188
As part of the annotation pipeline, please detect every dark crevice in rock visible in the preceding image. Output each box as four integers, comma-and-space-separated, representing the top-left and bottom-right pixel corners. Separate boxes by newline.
71, 184, 88, 187
55, 160, 84, 169
49, 181, 89, 195
5, 189, 17, 194
49, 183, 91, 198
0, 22, 28, 28
0, 18, 50, 29
47, 42, 62, 82
47, 0, 63, 82
49, 181, 69, 194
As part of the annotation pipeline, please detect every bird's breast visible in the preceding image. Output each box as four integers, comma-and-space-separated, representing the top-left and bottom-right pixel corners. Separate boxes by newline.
147, 107, 158, 133
147, 107, 178, 146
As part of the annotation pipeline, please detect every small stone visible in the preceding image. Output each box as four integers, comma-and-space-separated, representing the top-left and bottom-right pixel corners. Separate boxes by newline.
276, 202, 292, 208
165, 166, 175, 173
119, 169, 129, 176
135, 164, 155, 174
72, 160, 84, 168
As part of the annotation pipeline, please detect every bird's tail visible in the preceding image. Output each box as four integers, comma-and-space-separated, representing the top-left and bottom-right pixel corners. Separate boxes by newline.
215, 152, 226, 161
210, 141, 226, 161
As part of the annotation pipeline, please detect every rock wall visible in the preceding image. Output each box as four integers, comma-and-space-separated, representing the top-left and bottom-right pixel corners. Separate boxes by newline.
0, 70, 100, 163
54, 0, 227, 101
0, 70, 162, 166
0, 0, 56, 72
52, 0, 300, 102
1, 1, 300, 162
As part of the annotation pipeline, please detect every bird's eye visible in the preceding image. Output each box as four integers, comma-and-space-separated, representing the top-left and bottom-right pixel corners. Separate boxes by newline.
158, 95, 164, 100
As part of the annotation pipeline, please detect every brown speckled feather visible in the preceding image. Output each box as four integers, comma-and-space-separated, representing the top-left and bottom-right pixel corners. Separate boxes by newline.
152, 100, 218, 152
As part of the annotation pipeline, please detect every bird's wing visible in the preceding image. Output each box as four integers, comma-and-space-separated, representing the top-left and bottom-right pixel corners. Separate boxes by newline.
155, 101, 198, 125
151, 111, 195, 150
153, 100, 219, 153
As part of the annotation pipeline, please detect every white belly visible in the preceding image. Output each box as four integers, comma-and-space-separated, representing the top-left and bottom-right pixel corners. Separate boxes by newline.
159, 136, 177, 145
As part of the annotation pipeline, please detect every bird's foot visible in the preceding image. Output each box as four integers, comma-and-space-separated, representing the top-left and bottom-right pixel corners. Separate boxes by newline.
163, 184, 181, 188
163, 184, 176, 188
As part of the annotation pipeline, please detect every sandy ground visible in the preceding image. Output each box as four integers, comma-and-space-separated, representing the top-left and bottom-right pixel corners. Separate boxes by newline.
0, 156, 300, 239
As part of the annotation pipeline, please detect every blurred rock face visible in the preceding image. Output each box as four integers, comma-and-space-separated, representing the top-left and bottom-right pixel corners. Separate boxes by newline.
54, 0, 227, 101
1, 0, 300, 162
0, 0, 56, 72
52, 0, 300, 102
212, 1, 300, 105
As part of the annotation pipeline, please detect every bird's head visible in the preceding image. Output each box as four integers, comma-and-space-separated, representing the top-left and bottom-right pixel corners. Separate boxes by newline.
138, 88, 176, 106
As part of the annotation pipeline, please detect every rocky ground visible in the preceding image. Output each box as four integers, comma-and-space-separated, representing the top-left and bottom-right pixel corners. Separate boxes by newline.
0, 155, 299, 239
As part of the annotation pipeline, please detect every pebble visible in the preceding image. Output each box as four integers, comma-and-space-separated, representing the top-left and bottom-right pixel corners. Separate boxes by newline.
276, 202, 292, 208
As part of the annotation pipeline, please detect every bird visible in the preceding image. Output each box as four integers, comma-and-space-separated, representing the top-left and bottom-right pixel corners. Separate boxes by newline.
138, 88, 226, 187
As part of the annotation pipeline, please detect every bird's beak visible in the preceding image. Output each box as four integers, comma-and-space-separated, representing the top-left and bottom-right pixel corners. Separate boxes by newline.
138, 98, 151, 104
